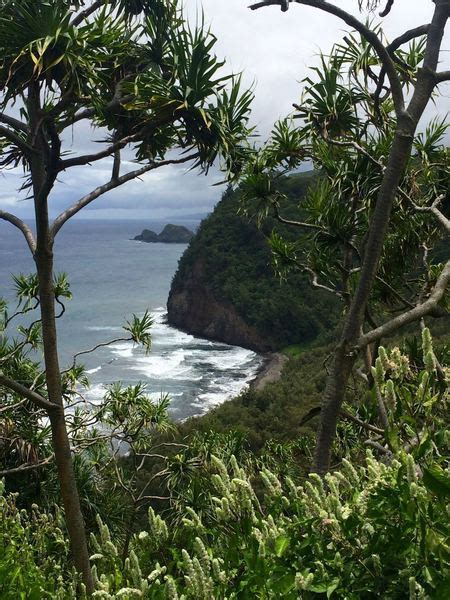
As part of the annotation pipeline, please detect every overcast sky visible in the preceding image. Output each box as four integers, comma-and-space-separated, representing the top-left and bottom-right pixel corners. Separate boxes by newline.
1, 0, 448, 222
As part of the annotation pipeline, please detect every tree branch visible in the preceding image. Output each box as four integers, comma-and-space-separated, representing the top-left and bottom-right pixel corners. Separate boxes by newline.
71, 0, 106, 27
0, 455, 54, 478
406, 194, 449, 235
303, 266, 343, 299
273, 203, 327, 232
357, 259, 450, 349
59, 134, 138, 171
0, 124, 34, 156
70, 336, 131, 369
50, 153, 199, 237
387, 24, 430, 53
0, 373, 58, 413
0, 112, 28, 133
342, 409, 385, 435
435, 70, 450, 84
0, 211, 36, 254
298, 404, 384, 434
249, 0, 405, 114
407, 0, 450, 122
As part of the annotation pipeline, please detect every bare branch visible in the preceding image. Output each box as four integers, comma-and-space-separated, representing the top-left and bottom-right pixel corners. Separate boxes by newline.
406, 194, 450, 235
71, 0, 106, 27
303, 266, 344, 299
249, 0, 405, 115
407, 1, 450, 122
364, 439, 391, 455
59, 134, 138, 171
50, 153, 199, 237
387, 24, 430, 53
0, 124, 34, 156
0, 373, 58, 412
379, 0, 394, 18
0, 211, 36, 254
298, 404, 384, 434
0, 455, 54, 477
357, 259, 450, 349
342, 409, 385, 435
136, 495, 170, 504
70, 336, 131, 368
0, 398, 27, 414
0, 112, 28, 133
435, 70, 450, 84
273, 203, 327, 232
112, 149, 121, 181
57, 107, 95, 131
314, 129, 385, 171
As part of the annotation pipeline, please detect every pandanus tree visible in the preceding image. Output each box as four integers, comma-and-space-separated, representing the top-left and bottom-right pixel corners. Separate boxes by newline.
245, 0, 449, 473
0, 0, 252, 590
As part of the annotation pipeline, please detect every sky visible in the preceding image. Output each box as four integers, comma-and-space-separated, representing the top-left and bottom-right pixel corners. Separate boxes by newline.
0, 0, 448, 222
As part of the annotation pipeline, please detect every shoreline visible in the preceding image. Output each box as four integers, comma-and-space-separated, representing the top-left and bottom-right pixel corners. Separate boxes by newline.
250, 352, 289, 391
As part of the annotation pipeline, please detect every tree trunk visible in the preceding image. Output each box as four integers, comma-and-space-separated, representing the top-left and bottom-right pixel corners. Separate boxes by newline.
313, 1, 449, 475
313, 128, 415, 474
28, 81, 93, 593
35, 249, 94, 594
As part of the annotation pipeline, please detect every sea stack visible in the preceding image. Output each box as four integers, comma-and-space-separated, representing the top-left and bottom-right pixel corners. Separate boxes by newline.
134, 224, 194, 243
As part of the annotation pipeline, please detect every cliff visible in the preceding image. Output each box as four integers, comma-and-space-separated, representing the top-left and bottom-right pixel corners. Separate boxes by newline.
168, 257, 273, 351
167, 174, 340, 352
135, 224, 194, 243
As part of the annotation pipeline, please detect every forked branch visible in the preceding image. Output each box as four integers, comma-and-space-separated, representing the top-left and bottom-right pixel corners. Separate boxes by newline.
357, 259, 450, 349
50, 153, 199, 237
249, 0, 405, 114
0, 211, 36, 254
0, 455, 54, 478
0, 373, 58, 412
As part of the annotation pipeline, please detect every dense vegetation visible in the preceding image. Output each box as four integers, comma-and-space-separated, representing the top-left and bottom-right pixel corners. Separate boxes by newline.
2, 331, 449, 598
1, 1, 449, 598
170, 175, 340, 350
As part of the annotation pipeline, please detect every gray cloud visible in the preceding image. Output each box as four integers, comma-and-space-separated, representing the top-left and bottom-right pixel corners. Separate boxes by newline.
1, 1, 448, 220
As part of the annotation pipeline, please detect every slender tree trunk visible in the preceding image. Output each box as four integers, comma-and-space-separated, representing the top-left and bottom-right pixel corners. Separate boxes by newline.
34, 249, 94, 594
313, 129, 414, 474
313, 0, 449, 474
29, 82, 93, 593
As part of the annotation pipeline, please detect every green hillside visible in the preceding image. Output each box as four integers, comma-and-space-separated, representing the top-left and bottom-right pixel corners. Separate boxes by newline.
169, 172, 340, 350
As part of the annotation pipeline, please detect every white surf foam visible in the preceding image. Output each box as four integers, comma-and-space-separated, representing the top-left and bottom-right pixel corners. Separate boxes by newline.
85, 383, 107, 404
109, 341, 135, 358
87, 325, 122, 332
129, 348, 186, 378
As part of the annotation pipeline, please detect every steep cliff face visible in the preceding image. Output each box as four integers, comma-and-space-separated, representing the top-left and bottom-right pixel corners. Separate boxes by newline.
167, 175, 340, 352
167, 258, 273, 352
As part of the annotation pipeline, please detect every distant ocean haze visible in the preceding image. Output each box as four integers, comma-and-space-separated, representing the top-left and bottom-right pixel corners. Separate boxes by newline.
0, 219, 263, 420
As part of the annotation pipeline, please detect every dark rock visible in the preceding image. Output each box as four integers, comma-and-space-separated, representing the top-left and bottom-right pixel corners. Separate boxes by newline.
134, 228, 159, 242
158, 224, 194, 243
167, 257, 273, 353
134, 224, 194, 244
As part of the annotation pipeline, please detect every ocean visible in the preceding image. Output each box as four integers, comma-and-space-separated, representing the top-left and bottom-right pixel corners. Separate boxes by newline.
0, 219, 263, 421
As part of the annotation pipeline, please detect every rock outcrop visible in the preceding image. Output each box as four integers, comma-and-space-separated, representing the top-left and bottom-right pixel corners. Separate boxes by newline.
135, 228, 160, 243
135, 224, 194, 243
167, 258, 273, 352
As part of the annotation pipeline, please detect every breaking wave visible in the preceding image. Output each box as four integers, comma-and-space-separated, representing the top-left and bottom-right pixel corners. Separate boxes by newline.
83, 307, 263, 420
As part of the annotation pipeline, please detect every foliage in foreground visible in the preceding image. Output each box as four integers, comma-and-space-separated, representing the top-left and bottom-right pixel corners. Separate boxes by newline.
2, 449, 449, 599
1, 333, 449, 599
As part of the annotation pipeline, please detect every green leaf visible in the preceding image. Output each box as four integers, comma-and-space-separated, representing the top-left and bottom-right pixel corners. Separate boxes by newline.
422, 464, 450, 498
327, 579, 340, 598
275, 535, 290, 557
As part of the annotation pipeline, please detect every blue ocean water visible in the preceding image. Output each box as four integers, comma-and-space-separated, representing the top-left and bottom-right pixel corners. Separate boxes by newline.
0, 219, 263, 420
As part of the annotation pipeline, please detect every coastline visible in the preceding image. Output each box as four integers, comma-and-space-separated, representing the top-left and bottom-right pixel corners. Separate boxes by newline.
250, 352, 289, 391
